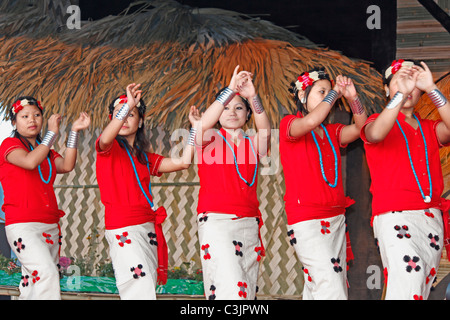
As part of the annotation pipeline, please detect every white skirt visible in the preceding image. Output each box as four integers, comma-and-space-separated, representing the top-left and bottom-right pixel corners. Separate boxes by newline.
197, 213, 263, 300
287, 214, 348, 300
105, 222, 158, 300
6, 222, 61, 300
373, 208, 443, 300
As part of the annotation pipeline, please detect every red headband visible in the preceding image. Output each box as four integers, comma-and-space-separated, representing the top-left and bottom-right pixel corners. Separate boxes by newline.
12, 99, 43, 115
295, 70, 333, 91
297, 73, 314, 91
384, 59, 414, 79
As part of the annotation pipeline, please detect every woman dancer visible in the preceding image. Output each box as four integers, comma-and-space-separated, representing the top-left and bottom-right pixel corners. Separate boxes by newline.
361, 60, 450, 299
96, 83, 200, 299
0, 96, 90, 299
280, 67, 367, 299
194, 66, 271, 300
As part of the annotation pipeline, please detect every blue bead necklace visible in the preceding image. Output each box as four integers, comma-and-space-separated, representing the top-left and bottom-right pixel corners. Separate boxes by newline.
310, 124, 338, 188
120, 141, 156, 210
396, 114, 432, 203
217, 130, 258, 187
30, 142, 52, 184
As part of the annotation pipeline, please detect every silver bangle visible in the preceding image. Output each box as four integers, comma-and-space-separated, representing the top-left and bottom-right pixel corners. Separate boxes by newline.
322, 90, 339, 106
66, 131, 79, 149
216, 87, 236, 106
349, 97, 364, 115
428, 89, 447, 109
188, 128, 197, 146
386, 92, 404, 109
115, 103, 130, 121
252, 95, 265, 114
41, 131, 57, 148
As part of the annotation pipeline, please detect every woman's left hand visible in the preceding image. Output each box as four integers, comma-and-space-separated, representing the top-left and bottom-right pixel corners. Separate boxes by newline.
236, 71, 256, 99
413, 61, 436, 93
71, 112, 91, 132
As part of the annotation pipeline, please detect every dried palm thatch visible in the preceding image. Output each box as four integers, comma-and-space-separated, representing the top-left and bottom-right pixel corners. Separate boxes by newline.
0, 0, 386, 130
415, 72, 450, 192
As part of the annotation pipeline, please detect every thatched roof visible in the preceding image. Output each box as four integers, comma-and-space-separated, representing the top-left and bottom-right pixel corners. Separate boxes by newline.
0, 0, 386, 130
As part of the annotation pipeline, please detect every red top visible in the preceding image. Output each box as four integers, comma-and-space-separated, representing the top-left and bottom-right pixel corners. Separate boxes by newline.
95, 137, 164, 230
196, 128, 260, 218
0, 137, 64, 225
280, 113, 353, 225
361, 112, 448, 219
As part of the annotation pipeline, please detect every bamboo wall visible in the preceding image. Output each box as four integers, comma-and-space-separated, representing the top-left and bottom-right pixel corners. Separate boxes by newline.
397, 0, 450, 80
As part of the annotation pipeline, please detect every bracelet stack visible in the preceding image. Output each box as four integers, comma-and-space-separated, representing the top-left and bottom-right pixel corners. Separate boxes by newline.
115, 103, 130, 121
386, 92, 404, 110
349, 97, 364, 115
216, 87, 236, 107
322, 90, 339, 106
188, 128, 197, 146
428, 89, 447, 109
252, 95, 265, 114
41, 131, 57, 148
66, 131, 79, 149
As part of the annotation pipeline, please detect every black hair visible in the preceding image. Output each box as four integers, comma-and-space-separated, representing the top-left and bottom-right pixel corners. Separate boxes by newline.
288, 66, 333, 116
215, 87, 253, 124
382, 59, 421, 86
108, 95, 150, 165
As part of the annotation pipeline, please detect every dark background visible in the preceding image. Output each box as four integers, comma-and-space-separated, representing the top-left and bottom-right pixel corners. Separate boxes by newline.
79, 0, 397, 73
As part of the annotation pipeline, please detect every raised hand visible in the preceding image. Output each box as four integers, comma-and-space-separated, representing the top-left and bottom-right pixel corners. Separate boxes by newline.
47, 114, 62, 134
413, 61, 436, 93
396, 66, 419, 96
335, 75, 357, 101
228, 65, 242, 92
236, 71, 256, 99
71, 112, 91, 132
189, 105, 202, 128
126, 83, 142, 109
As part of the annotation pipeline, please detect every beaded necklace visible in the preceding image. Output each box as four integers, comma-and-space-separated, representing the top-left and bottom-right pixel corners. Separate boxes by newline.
216, 130, 258, 187
120, 141, 156, 210
396, 114, 432, 203
310, 124, 338, 188
30, 142, 52, 184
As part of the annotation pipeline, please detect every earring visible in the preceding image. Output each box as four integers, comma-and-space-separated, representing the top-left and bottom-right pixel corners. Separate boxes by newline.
386, 89, 390, 97
139, 121, 143, 128
301, 97, 306, 104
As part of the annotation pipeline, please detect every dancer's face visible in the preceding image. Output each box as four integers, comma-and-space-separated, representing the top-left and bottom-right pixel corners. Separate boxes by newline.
13, 105, 43, 138
219, 96, 250, 130
299, 80, 332, 112
113, 103, 142, 136
386, 72, 422, 109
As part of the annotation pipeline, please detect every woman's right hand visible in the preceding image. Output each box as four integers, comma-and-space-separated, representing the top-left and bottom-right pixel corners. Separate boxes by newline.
126, 83, 142, 109
396, 66, 418, 96
47, 114, 62, 134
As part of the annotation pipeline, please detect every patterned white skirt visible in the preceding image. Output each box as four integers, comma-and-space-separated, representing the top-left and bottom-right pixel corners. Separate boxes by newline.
197, 213, 263, 300
6, 222, 61, 300
373, 208, 443, 300
287, 214, 348, 300
105, 222, 158, 300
